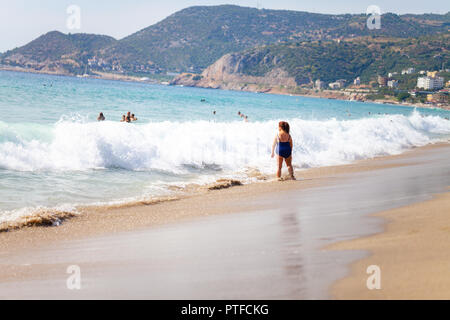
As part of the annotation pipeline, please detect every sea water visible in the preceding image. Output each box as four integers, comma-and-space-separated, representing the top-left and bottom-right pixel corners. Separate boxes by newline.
1, 70, 450, 223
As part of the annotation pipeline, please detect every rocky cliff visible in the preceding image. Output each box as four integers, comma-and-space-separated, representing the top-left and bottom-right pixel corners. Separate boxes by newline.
170, 52, 297, 92
171, 34, 450, 93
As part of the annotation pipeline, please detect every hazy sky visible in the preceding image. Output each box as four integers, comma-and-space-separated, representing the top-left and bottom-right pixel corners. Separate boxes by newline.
0, 0, 449, 52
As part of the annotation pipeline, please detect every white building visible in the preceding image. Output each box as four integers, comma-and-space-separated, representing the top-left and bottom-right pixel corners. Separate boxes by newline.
315, 79, 326, 90
417, 76, 444, 90
401, 68, 415, 75
328, 82, 341, 89
387, 80, 398, 88
353, 77, 360, 85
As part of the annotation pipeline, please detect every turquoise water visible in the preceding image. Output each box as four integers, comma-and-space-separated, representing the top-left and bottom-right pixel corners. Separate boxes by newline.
1, 70, 450, 221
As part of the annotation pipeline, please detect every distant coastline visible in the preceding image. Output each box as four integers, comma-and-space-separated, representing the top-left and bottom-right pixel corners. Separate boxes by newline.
0, 65, 163, 84
192, 82, 450, 111
169, 73, 450, 111
2, 66, 449, 112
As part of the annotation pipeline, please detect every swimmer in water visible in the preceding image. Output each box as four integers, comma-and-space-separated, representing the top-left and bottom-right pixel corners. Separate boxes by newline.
131, 114, 138, 121
97, 112, 105, 121
120, 115, 126, 122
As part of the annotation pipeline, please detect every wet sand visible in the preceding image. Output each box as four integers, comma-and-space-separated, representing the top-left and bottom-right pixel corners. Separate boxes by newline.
0, 143, 449, 299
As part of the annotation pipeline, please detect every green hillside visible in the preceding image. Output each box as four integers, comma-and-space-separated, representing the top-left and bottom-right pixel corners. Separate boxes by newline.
1, 5, 448, 75
101, 5, 449, 73
232, 34, 449, 85
1, 31, 116, 74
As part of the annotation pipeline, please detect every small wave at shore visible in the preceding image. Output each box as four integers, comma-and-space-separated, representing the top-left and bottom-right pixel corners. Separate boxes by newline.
0, 178, 246, 232
0, 206, 78, 232
1, 110, 449, 173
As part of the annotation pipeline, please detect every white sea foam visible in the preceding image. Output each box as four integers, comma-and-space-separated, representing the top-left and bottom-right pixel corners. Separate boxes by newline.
0, 111, 449, 173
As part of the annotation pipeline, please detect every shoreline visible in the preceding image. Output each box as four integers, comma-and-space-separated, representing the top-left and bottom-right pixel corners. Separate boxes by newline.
170, 72, 450, 111
1, 67, 449, 111
201, 85, 450, 112
1, 142, 449, 299
0, 141, 445, 235
0, 66, 163, 85
1, 143, 440, 248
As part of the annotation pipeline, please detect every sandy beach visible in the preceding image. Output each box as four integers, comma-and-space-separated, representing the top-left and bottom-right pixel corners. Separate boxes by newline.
2, 0, 450, 303
0, 142, 449, 299
330, 192, 450, 299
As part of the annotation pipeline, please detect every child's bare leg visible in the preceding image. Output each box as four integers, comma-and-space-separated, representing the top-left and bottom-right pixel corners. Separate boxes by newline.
277, 156, 283, 178
285, 156, 295, 179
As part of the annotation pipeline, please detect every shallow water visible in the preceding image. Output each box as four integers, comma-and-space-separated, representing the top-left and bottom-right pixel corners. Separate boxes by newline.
1, 70, 450, 222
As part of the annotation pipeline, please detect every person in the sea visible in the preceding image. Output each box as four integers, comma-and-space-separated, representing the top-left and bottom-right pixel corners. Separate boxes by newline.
126, 111, 132, 122
120, 115, 126, 122
131, 114, 138, 121
271, 121, 295, 181
97, 112, 105, 121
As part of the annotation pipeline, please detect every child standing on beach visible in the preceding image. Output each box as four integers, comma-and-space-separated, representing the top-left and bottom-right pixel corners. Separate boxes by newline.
271, 121, 295, 181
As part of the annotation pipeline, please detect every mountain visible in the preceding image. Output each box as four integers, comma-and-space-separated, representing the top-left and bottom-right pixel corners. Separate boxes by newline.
171, 34, 450, 90
100, 5, 449, 73
1, 31, 116, 74
1, 5, 449, 75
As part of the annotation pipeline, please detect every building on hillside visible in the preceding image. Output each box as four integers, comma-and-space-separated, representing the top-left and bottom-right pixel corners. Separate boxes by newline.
417, 76, 444, 90
378, 76, 388, 87
427, 92, 448, 103
315, 79, 326, 90
401, 68, 415, 75
353, 77, 360, 85
328, 82, 341, 89
427, 71, 438, 78
328, 79, 346, 89
388, 72, 398, 78
387, 80, 398, 88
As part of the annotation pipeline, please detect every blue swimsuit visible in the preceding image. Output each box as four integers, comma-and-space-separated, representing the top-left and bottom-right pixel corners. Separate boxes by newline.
276, 135, 292, 159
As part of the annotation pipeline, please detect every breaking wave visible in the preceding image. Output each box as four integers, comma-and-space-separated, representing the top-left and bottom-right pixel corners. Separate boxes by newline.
1, 111, 449, 173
